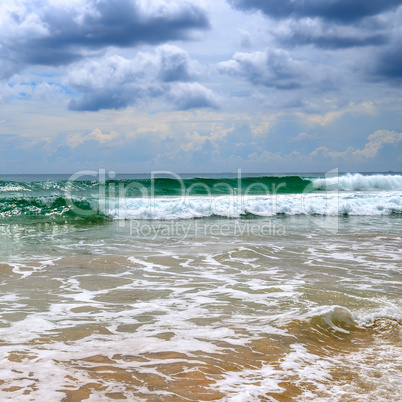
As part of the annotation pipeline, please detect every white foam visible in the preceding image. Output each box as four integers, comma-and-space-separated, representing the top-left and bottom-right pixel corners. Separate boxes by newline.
313, 173, 402, 191
280, 343, 335, 381
0, 227, 400, 400
0, 316, 56, 343
356, 306, 402, 327
6, 257, 62, 278
214, 364, 285, 401
104, 191, 402, 220
0, 184, 30, 192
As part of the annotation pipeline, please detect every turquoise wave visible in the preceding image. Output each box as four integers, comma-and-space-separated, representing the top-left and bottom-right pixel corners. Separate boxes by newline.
1, 174, 401, 222
0, 175, 312, 196
0, 196, 109, 221
0, 176, 310, 221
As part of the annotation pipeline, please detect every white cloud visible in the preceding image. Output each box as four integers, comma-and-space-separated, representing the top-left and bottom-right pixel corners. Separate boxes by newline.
330, 130, 402, 159
167, 82, 219, 110
66, 45, 218, 111
219, 48, 310, 89
295, 102, 377, 127
289, 132, 318, 142
66, 128, 121, 148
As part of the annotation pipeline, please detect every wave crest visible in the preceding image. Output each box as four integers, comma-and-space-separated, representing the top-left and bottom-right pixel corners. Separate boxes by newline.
313, 173, 402, 191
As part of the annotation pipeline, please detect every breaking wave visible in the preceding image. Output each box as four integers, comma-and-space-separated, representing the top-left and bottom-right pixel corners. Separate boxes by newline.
0, 173, 401, 222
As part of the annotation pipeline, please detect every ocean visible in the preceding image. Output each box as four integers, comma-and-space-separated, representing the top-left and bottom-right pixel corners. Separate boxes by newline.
0, 171, 401, 401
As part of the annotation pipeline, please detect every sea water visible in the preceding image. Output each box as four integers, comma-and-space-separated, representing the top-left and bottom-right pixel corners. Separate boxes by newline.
0, 172, 401, 400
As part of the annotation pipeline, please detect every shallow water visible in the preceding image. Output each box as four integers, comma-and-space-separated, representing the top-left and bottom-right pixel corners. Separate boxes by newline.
0, 216, 401, 401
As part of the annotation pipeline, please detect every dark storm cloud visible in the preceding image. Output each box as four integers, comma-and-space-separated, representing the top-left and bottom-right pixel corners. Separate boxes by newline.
290, 33, 387, 49
228, 0, 402, 23
229, 0, 401, 50
372, 42, 402, 81
277, 22, 389, 49
67, 46, 218, 111
0, 0, 210, 74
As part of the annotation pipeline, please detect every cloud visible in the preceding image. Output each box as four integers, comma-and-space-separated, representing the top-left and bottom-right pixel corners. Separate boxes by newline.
218, 48, 310, 89
330, 130, 402, 159
228, 0, 401, 51
67, 45, 218, 111
158, 45, 197, 82
371, 38, 402, 81
219, 129, 402, 172
167, 82, 219, 110
275, 17, 389, 49
228, 0, 402, 23
66, 128, 121, 148
67, 53, 161, 111
289, 132, 318, 142
0, 0, 210, 77
296, 102, 377, 127
218, 48, 341, 96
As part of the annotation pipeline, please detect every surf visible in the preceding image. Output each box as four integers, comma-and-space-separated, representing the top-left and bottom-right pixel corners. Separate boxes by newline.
0, 173, 401, 222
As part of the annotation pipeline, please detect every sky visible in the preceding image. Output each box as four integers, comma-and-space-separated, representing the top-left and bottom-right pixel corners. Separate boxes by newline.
0, 0, 402, 174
